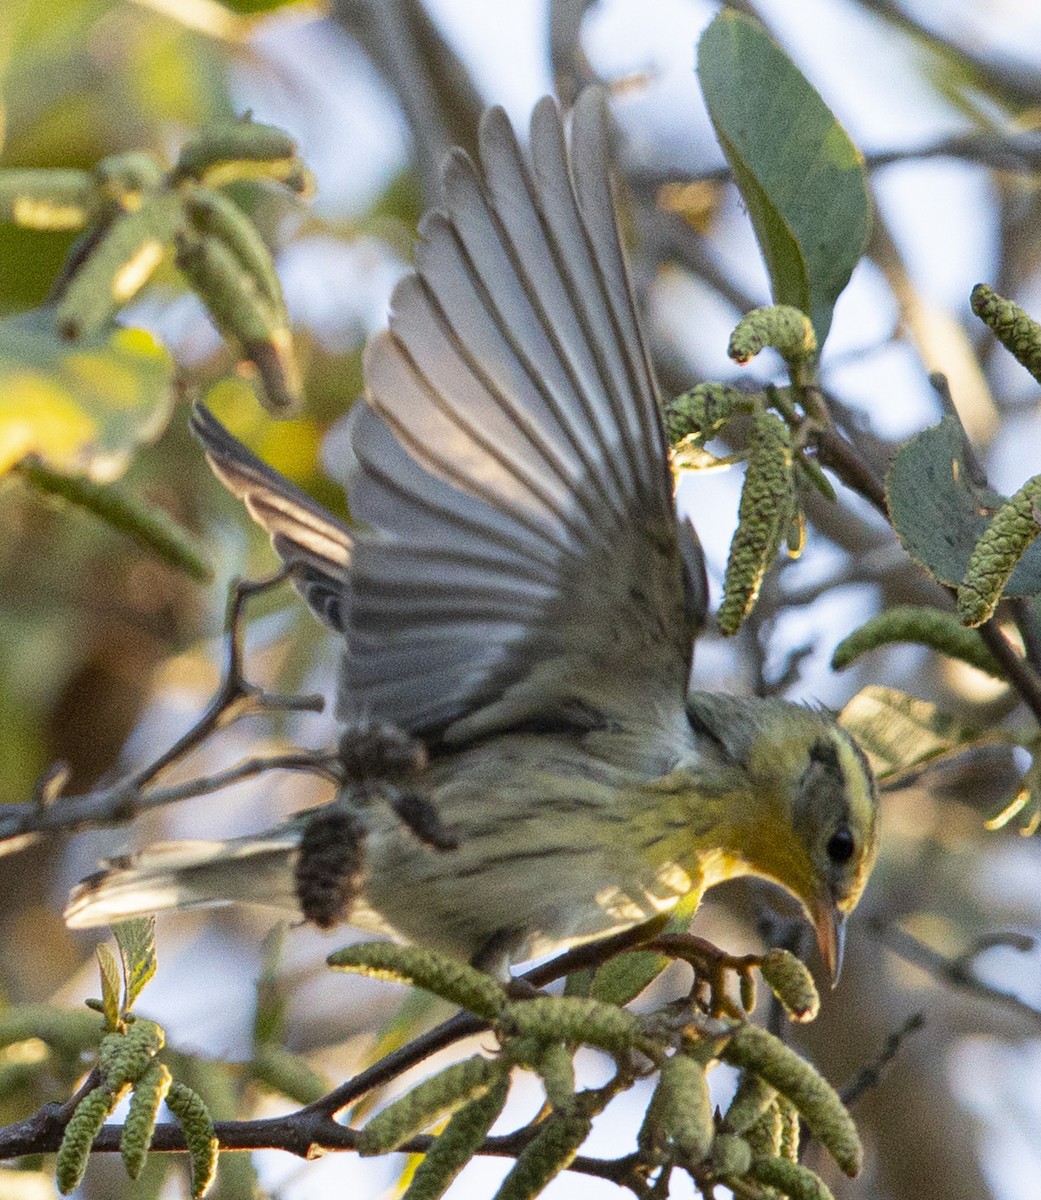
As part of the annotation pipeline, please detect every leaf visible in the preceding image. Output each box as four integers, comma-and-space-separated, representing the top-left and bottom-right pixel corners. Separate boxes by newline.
697, 10, 871, 344
886, 412, 1041, 597
585, 894, 701, 1007
214, 0, 306, 12
114, 918, 157, 1012
95, 943, 123, 1030
838, 685, 994, 781
0, 308, 174, 478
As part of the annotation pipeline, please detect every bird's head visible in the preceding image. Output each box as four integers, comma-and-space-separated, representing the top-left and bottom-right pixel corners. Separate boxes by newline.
685, 692, 880, 983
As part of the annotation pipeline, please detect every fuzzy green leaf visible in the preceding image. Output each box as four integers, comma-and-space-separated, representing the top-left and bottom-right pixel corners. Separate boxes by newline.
886, 412, 1041, 598
95, 944, 122, 1030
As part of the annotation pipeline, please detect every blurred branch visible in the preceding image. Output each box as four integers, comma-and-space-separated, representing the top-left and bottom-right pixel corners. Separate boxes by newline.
0, 573, 331, 849
849, 0, 1041, 108
872, 919, 1041, 1029
0, 923, 679, 1192
632, 129, 1041, 192
330, 0, 484, 200
840, 1011, 926, 1107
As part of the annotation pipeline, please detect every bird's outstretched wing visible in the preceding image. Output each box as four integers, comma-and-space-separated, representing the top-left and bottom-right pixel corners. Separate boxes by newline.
194, 89, 700, 743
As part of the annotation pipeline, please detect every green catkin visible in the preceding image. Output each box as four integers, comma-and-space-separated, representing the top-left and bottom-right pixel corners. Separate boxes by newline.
958, 475, 1041, 626
534, 1043, 576, 1111
710, 1132, 752, 1178
328, 943, 506, 1020
491, 1110, 592, 1200
744, 1100, 784, 1159
720, 1024, 861, 1177
739, 969, 757, 1014
93, 152, 165, 207
832, 605, 1004, 676
174, 231, 279, 342
499, 996, 641, 1055
55, 193, 184, 338
777, 1094, 802, 1162
175, 230, 299, 413
653, 1053, 714, 1163
0, 169, 96, 230
728, 305, 818, 367
165, 1081, 218, 1199
758, 950, 820, 1023
120, 1060, 172, 1179
717, 411, 796, 635
56, 1087, 119, 1193
358, 1057, 503, 1156
971, 283, 1041, 385
749, 1155, 836, 1200
185, 188, 286, 314
97, 1019, 164, 1090
722, 1074, 778, 1137
664, 383, 750, 445
401, 1075, 511, 1200
172, 122, 299, 185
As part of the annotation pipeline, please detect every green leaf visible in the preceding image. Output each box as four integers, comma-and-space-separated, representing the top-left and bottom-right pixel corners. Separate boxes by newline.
0, 307, 174, 477
213, 0, 306, 15
886, 412, 1041, 596
114, 917, 157, 1012
697, 10, 871, 344
585, 894, 701, 1007
95, 943, 123, 1030
838, 685, 994, 781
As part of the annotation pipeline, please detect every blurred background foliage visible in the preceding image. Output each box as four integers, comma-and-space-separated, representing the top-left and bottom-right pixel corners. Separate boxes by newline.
2, 1, 1041, 1198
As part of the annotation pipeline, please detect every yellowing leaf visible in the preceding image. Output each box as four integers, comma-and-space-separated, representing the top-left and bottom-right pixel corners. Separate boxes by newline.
0, 307, 174, 478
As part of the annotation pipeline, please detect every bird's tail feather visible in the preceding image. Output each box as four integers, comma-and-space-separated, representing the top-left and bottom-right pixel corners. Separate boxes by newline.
64, 834, 301, 929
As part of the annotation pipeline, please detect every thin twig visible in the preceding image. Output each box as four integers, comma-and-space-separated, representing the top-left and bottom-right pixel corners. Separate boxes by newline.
871, 919, 1041, 1029
0, 573, 328, 849
840, 1012, 926, 1107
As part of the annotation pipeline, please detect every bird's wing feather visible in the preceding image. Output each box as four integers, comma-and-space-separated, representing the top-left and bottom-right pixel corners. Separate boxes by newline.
191, 90, 698, 742
347, 89, 694, 741
190, 404, 353, 632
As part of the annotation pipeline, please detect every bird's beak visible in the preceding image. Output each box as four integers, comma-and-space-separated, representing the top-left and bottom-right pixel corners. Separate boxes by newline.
812, 897, 847, 987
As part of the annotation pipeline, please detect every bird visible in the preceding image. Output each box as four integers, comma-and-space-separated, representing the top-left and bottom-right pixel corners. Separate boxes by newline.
65, 89, 879, 983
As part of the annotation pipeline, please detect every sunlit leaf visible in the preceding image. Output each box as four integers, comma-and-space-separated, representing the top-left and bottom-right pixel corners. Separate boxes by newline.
697, 10, 871, 344
114, 917, 157, 1012
0, 308, 174, 477
95, 943, 122, 1030
838, 685, 996, 781
583, 897, 699, 1008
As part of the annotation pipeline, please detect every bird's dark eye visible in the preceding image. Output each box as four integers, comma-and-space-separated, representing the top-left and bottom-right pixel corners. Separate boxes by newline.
827, 826, 856, 864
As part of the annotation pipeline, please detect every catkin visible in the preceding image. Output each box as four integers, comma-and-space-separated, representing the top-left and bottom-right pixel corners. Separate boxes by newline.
718, 411, 796, 635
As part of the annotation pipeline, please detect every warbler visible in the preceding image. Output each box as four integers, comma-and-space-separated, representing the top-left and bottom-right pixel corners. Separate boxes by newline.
65, 90, 878, 982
